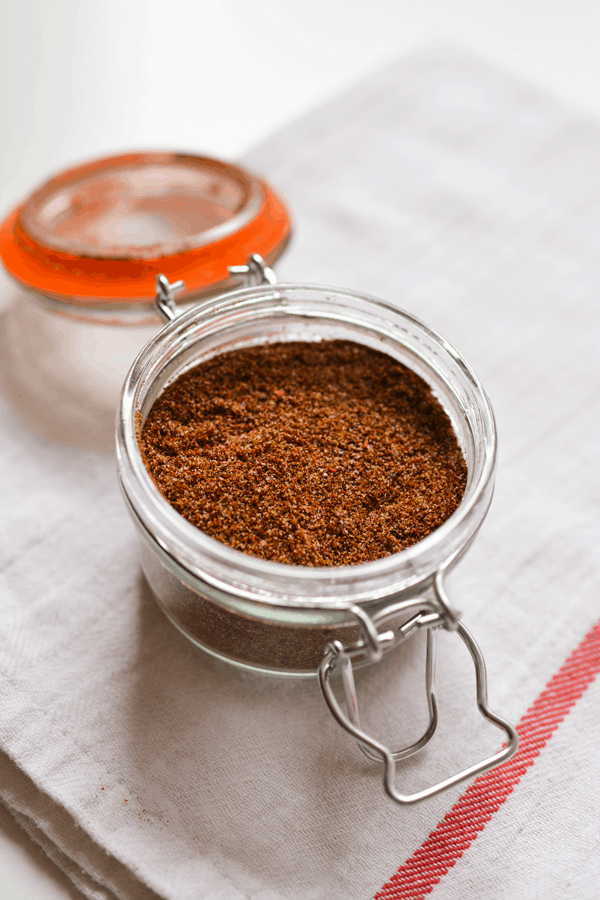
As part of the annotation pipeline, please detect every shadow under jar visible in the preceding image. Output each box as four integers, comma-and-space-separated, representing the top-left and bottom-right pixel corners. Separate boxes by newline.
116, 275, 518, 805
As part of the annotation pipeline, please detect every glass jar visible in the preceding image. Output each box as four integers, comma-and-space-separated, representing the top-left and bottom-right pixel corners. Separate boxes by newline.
116, 270, 518, 805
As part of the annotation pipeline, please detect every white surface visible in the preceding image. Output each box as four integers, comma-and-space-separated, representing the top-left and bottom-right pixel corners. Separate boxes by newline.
0, 803, 81, 900
1, 2, 600, 898
3, 0, 600, 215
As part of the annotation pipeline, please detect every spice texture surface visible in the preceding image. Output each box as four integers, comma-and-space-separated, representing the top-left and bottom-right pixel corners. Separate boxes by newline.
141, 341, 467, 566
141, 340, 467, 565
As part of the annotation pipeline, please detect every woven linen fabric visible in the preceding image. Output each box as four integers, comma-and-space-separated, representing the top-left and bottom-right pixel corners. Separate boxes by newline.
1, 46, 599, 900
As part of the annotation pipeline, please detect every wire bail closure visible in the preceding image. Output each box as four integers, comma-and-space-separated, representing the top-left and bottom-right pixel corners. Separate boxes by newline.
153, 258, 518, 806
154, 253, 277, 324
318, 575, 518, 805
228, 253, 277, 286
154, 274, 185, 322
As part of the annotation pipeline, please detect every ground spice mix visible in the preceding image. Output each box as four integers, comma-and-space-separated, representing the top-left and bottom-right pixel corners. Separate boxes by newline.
140, 340, 467, 566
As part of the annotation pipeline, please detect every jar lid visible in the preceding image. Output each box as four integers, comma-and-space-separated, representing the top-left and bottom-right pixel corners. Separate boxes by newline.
0, 151, 291, 317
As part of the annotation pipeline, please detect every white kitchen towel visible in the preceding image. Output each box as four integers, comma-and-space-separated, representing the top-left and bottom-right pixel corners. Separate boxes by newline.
1, 46, 599, 900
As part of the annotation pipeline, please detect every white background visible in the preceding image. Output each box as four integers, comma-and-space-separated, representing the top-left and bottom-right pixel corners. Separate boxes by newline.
4, 0, 600, 218
1, 0, 600, 897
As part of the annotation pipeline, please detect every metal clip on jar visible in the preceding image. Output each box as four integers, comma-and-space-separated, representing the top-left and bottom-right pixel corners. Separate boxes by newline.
116, 256, 518, 806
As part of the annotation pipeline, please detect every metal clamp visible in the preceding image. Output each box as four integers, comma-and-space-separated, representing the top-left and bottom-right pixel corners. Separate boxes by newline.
318, 591, 518, 805
327, 625, 439, 766
228, 253, 277, 286
154, 254, 277, 324
155, 274, 186, 323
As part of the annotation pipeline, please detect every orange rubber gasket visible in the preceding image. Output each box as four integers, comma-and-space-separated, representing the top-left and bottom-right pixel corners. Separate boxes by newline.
0, 180, 291, 306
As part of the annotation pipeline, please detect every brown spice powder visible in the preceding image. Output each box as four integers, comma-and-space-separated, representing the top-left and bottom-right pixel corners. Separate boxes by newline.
140, 340, 467, 566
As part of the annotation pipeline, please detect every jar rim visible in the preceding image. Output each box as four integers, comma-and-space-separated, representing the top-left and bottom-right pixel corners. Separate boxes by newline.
117, 283, 497, 606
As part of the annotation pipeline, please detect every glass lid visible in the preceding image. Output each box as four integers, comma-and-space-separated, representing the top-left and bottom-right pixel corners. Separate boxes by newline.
0, 152, 291, 318
19, 153, 263, 260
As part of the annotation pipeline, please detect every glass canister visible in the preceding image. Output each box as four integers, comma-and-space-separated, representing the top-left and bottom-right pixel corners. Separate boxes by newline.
116, 260, 518, 805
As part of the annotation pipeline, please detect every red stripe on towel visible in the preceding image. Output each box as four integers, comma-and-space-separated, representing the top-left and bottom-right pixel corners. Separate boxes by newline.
375, 618, 600, 899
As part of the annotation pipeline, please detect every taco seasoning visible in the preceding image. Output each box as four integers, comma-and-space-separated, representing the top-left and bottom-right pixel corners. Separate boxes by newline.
140, 339, 467, 565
